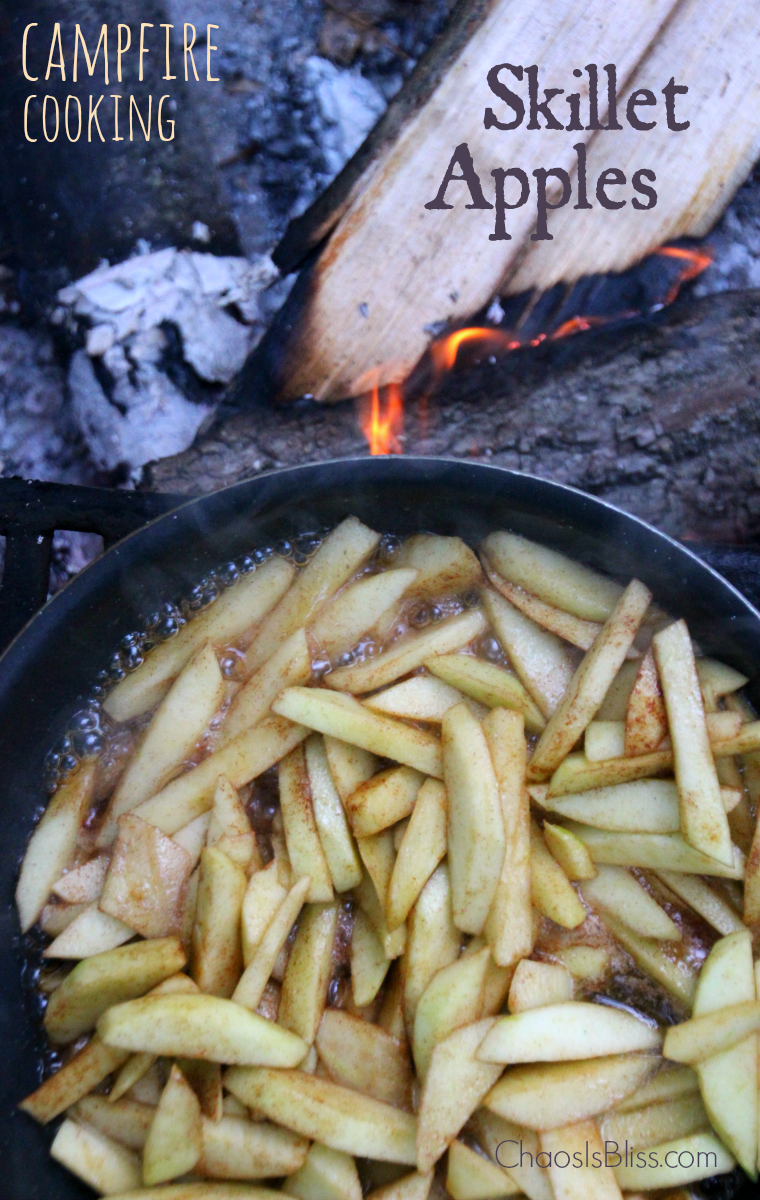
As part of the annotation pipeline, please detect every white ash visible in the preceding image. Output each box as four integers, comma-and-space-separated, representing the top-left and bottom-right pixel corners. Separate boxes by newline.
694, 169, 760, 296
303, 57, 387, 179
57, 247, 281, 477
58, 248, 279, 382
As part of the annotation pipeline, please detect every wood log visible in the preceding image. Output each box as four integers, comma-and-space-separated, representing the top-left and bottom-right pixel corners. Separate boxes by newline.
144, 286, 760, 545
256, 0, 760, 403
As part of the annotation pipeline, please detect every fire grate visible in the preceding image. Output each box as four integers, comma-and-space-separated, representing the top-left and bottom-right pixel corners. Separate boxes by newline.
0, 477, 759, 655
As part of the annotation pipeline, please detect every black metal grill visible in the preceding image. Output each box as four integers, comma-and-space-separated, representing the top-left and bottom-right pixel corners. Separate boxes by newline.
0, 476, 760, 654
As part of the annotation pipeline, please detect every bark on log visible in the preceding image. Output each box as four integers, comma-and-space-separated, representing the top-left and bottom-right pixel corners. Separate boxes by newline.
144, 286, 760, 544
257, 0, 760, 403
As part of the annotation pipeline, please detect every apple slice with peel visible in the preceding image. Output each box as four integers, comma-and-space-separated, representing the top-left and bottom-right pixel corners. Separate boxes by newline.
446, 1139, 521, 1199
416, 1018, 503, 1173
477, 1001, 661, 1064
483, 1053, 659, 1131
143, 1064, 203, 1185
692, 929, 758, 1179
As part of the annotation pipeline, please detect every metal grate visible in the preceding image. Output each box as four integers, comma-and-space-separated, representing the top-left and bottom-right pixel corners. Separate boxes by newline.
0, 477, 759, 654
0, 478, 184, 651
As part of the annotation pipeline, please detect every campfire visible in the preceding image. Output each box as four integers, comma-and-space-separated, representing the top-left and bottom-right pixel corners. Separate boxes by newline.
358, 241, 716, 457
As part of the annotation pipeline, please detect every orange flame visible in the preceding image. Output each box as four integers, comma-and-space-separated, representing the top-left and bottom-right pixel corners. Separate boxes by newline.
358, 243, 714, 455
362, 379, 404, 455
654, 245, 715, 304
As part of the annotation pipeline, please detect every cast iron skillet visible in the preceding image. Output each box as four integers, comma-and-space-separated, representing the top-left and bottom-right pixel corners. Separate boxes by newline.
1, 458, 759, 1200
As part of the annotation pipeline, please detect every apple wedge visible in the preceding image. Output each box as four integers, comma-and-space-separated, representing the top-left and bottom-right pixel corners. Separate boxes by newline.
529, 822, 586, 929
323, 735, 376, 801
481, 564, 604, 651
191, 847, 247, 998
232, 875, 311, 1010
305, 734, 363, 892
541, 1119, 623, 1200
395, 533, 482, 599
416, 1018, 503, 1173
613, 1131, 734, 1190
16, 760, 96, 933
206, 777, 257, 871
477, 1001, 661, 1064
19, 1036, 130, 1123
482, 588, 574, 718
198, 1116, 309, 1179
563, 824, 745, 878
345, 765, 424, 839
44, 936, 186, 1043
350, 907, 391, 1005
585, 721, 625, 763
507, 960, 573, 1013
653, 620, 732, 866
446, 1139, 520, 1200
581, 865, 681, 940
50, 1118, 142, 1195
278, 745, 334, 902
98, 993, 308, 1066
528, 579, 652, 782
223, 1067, 418, 1164
425, 654, 545, 734
104, 554, 295, 722
311, 567, 418, 660
134, 715, 309, 834
690, 929, 758, 1177
600, 1091, 709, 1151
481, 709, 532, 966
365, 676, 477, 724
625, 649, 668, 756
283, 1142, 361, 1200
542, 822, 597, 881
274, 688, 443, 778
481, 532, 623, 621
72, 1095, 154, 1150
386, 779, 447, 931
655, 870, 745, 936
100, 642, 225, 844
542, 778, 682, 833
43, 904, 135, 959
143, 1064, 203, 1185
316, 1009, 412, 1108
220, 629, 312, 746
240, 863, 287, 966
278, 902, 338, 1043
243, 516, 380, 676
412, 946, 490, 1079
100, 814, 193, 940
471, 1110, 554, 1200
402, 864, 460, 1029
442, 703, 505, 934
484, 1054, 658, 1131
327, 610, 487, 695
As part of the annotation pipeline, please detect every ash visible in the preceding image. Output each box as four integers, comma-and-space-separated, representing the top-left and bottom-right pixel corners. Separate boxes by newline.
694, 165, 760, 297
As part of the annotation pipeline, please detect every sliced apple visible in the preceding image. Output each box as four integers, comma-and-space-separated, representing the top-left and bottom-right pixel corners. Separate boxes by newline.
484, 1053, 659, 1131
477, 1001, 661, 1064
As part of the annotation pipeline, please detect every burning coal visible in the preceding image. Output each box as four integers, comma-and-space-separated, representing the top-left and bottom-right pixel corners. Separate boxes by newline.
359, 241, 714, 455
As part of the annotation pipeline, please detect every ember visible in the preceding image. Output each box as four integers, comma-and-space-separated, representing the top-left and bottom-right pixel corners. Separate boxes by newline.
359, 241, 715, 455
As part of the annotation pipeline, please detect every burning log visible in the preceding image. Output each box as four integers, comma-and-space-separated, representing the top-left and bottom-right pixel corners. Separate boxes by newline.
252, 0, 760, 403
145, 285, 760, 544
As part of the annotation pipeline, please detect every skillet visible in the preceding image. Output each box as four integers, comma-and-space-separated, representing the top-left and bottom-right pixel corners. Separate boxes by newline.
1, 457, 758, 1199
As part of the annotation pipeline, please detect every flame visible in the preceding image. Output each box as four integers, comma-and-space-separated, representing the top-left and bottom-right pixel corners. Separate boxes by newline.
358, 242, 714, 455
654, 245, 715, 305
361, 378, 404, 455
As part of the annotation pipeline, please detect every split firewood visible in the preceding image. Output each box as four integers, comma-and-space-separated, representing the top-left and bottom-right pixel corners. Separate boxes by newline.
257, 0, 759, 403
